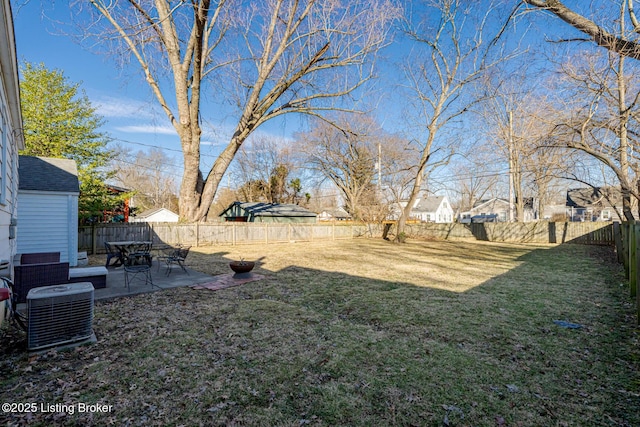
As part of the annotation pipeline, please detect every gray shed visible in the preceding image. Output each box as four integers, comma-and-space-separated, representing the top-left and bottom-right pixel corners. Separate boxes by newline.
220, 202, 317, 223
17, 156, 80, 266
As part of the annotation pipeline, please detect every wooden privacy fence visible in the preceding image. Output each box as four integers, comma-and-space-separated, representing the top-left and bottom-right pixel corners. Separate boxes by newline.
81, 220, 615, 254
615, 222, 640, 324
404, 221, 614, 245
79, 222, 382, 254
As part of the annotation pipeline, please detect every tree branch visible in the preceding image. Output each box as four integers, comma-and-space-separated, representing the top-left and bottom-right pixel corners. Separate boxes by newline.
524, 0, 640, 59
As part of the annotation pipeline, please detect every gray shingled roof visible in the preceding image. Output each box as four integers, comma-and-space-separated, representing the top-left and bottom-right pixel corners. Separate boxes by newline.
566, 187, 621, 208
222, 202, 317, 217
18, 155, 80, 193
413, 196, 445, 213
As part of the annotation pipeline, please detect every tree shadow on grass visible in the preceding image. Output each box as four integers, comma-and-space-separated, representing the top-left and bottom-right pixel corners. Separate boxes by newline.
0, 243, 637, 426
186, 243, 638, 426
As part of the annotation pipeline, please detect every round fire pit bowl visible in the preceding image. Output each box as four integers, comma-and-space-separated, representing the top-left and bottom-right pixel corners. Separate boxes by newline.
229, 260, 255, 278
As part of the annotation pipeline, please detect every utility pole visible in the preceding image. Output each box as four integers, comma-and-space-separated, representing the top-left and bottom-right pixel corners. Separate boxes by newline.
508, 110, 515, 223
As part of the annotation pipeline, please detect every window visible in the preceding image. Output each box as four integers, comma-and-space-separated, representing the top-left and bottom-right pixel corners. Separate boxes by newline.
602, 210, 611, 220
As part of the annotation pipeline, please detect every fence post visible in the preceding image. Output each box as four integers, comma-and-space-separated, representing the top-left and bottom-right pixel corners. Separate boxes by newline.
91, 224, 97, 255
630, 224, 637, 295
632, 224, 640, 298
622, 223, 630, 279
635, 223, 640, 324
614, 222, 623, 263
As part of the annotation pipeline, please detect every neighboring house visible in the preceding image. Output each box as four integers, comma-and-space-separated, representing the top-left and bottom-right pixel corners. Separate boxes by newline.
460, 198, 510, 223
130, 207, 179, 223
98, 184, 131, 223
220, 202, 317, 223
540, 195, 569, 221
459, 197, 538, 223
17, 156, 80, 266
317, 207, 351, 221
566, 187, 624, 222
407, 196, 454, 223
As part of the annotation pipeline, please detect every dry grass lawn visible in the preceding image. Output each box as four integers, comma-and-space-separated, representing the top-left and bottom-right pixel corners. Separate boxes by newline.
0, 238, 638, 426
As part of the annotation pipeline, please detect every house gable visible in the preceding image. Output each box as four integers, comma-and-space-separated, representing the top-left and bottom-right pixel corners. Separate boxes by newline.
409, 196, 454, 223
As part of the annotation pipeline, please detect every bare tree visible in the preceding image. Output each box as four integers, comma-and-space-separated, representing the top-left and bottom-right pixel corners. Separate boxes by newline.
514, 1, 640, 219
80, 0, 400, 221
448, 150, 500, 215
540, 45, 640, 220
231, 136, 302, 203
208, 186, 239, 219
112, 146, 179, 213
478, 74, 573, 222
525, 141, 569, 220
377, 133, 420, 219
396, 0, 514, 238
298, 115, 388, 220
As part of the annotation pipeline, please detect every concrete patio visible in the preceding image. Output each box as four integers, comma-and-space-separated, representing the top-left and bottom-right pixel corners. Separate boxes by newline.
94, 261, 216, 301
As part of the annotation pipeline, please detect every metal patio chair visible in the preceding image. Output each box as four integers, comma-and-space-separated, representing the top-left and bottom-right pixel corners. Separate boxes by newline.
158, 245, 191, 276
123, 252, 156, 292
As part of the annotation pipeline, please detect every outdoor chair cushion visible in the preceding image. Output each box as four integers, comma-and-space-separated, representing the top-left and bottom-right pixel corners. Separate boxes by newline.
20, 252, 61, 265
13, 262, 70, 303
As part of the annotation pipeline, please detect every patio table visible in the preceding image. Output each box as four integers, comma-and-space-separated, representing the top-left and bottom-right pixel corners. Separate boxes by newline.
105, 241, 153, 265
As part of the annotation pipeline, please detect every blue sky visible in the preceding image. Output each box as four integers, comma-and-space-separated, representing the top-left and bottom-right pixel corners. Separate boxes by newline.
12, 2, 187, 165
11, 1, 300, 176
10, 1, 405, 183
9, 1, 530, 194
10, 1, 613, 199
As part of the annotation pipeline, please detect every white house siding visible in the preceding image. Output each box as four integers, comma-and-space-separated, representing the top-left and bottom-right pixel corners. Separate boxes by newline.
17, 191, 79, 266
0, 106, 19, 265
0, 0, 22, 268
435, 204, 454, 223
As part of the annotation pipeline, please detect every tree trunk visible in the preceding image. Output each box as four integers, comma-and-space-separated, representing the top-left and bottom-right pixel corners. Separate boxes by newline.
396, 149, 430, 241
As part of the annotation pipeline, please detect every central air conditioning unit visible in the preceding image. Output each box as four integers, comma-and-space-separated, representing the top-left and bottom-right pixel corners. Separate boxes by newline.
27, 283, 95, 352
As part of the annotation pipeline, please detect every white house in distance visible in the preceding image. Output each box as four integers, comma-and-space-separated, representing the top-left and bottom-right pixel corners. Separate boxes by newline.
317, 206, 351, 221
0, 0, 24, 272
459, 198, 510, 223
401, 196, 454, 223
130, 207, 179, 223
459, 197, 539, 223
